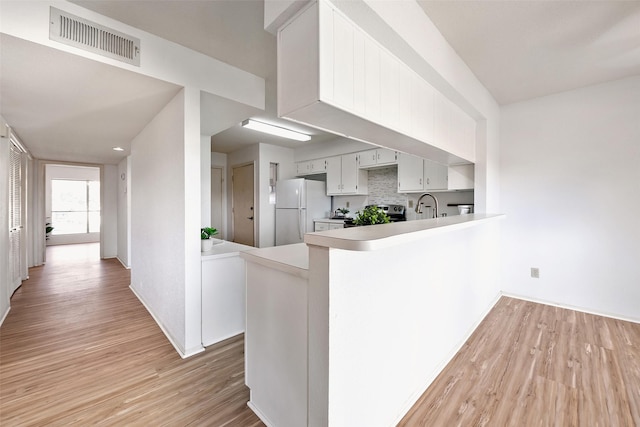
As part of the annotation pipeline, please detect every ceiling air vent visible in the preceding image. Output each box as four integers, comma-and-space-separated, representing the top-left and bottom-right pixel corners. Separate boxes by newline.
49, 7, 140, 66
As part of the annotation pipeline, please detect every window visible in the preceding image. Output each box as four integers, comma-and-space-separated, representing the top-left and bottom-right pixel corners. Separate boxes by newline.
51, 180, 100, 234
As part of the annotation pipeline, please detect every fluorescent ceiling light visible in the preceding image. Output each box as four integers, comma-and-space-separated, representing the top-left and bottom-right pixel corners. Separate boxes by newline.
112, 147, 125, 151
242, 119, 311, 142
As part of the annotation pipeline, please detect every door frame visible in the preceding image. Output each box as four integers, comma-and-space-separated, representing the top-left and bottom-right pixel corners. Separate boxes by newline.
210, 166, 226, 240
231, 161, 256, 246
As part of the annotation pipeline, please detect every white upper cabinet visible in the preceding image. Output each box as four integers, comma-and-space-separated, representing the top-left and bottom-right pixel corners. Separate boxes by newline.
398, 153, 448, 193
326, 153, 368, 195
358, 148, 397, 168
277, 1, 476, 165
397, 153, 424, 192
296, 158, 327, 176
424, 159, 448, 190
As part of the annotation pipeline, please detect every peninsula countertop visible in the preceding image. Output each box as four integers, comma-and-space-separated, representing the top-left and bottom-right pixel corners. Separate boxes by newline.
305, 213, 505, 251
240, 243, 309, 279
201, 239, 254, 260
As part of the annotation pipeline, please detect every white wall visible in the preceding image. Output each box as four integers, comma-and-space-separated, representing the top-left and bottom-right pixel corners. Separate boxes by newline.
117, 157, 130, 268
101, 164, 118, 258
130, 89, 190, 355
500, 76, 640, 321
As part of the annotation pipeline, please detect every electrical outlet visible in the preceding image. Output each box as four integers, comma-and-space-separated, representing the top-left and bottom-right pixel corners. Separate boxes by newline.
530, 267, 540, 279
346, 201, 350, 208
408, 200, 414, 208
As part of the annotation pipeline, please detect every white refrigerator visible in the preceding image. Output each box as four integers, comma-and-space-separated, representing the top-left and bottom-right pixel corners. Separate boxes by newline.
275, 178, 331, 245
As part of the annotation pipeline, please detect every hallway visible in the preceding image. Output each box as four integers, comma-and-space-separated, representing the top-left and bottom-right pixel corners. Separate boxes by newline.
0, 244, 263, 426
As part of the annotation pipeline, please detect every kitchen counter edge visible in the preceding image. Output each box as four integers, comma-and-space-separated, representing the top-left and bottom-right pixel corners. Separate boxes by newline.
304, 213, 505, 251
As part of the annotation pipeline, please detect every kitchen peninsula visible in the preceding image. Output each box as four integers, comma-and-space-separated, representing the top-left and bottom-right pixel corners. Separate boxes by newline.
241, 214, 504, 427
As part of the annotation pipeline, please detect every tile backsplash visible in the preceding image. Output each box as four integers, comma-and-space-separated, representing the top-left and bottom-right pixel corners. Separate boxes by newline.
367, 166, 407, 206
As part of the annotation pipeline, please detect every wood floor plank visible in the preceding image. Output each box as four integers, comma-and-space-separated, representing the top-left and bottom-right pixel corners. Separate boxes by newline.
0, 243, 264, 427
398, 296, 640, 426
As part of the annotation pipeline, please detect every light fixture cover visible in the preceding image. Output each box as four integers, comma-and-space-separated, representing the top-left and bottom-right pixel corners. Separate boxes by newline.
112, 146, 125, 151
242, 119, 311, 141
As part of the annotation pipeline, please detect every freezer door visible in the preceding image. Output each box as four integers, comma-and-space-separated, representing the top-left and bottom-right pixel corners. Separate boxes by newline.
276, 178, 306, 209
276, 208, 307, 245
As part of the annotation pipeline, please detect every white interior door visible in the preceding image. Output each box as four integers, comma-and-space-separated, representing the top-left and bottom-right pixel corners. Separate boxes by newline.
232, 163, 255, 246
8, 140, 23, 295
211, 167, 224, 239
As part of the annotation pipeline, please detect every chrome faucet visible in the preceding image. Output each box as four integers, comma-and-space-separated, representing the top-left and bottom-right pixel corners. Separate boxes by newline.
415, 193, 439, 218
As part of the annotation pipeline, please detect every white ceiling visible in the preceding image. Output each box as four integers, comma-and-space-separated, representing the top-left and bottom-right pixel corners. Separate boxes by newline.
2, 0, 638, 164
0, 34, 182, 164
417, 1, 640, 105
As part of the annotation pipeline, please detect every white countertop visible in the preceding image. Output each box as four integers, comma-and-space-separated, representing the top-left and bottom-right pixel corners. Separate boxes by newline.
240, 243, 309, 279
305, 213, 505, 251
201, 239, 254, 260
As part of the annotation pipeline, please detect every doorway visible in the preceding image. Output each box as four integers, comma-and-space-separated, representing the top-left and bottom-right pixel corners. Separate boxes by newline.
45, 164, 101, 248
231, 163, 255, 246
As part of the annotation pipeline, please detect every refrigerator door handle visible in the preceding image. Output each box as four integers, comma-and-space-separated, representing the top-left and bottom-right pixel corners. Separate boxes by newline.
298, 208, 303, 240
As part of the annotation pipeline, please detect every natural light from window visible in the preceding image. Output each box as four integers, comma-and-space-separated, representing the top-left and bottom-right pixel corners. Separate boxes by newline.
51, 180, 100, 235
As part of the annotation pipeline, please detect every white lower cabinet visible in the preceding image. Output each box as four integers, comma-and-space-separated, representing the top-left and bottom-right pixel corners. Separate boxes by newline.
326, 153, 368, 195
314, 220, 345, 231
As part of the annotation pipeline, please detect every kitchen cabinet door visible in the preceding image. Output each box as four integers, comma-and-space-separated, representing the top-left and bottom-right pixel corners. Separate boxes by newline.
296, 161, 311, 175
326, 156, 342, 195
310, 158, 327, 174
314, 221, 330, 232
397, 153, 424, 192
376, 149, 397, 165
424, 159, 448, 190
358, 149, 378, 168
340, 153, 359, 193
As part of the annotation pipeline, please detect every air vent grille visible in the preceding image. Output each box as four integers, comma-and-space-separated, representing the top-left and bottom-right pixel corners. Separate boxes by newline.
50, 7, 140, 66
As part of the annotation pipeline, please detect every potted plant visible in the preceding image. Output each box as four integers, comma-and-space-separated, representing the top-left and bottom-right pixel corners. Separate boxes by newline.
45, 222, 54, 240
353, 205, 390, 226
201, 227, 219, 252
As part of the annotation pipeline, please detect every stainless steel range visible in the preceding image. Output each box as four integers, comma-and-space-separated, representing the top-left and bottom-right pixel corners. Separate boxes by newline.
370, 204, 407, 222
344, 204, 406, 227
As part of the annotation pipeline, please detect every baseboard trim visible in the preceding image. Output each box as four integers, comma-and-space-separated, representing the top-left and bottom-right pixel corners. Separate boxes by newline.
128, 284, 204, 359
247, 401, 276, 427
501, 292, 640, 324
0, 305, 10, 327
393, 290, 503, 425
116, 256, 131, 269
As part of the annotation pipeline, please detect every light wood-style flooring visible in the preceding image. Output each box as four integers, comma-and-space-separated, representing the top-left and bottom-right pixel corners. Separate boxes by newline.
399, 296, 640, 426
0, 243, 264, 426
3, 244, 639, 426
